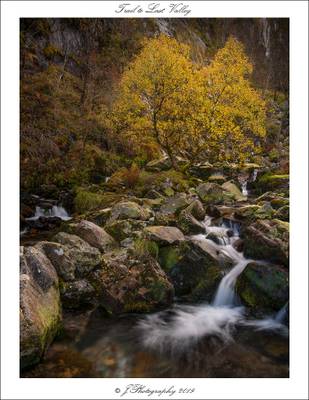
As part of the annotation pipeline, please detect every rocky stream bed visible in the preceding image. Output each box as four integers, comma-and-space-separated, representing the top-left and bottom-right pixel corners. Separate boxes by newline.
20, 161, 289, 378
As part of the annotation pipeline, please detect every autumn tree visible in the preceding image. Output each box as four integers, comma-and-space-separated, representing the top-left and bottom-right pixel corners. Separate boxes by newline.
191, 36, 266, 163
110, 34, 201, 168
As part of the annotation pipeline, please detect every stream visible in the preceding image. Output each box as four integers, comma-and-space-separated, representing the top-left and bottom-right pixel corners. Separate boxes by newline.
21, 214, 289, 378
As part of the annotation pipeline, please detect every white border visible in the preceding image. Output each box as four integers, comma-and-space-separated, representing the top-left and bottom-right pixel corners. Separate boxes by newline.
1, 1, 308, 399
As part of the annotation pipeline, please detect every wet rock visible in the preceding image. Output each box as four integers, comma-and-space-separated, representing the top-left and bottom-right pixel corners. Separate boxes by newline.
242, 219, 289, 267
236, 262, 289, 312
75, 220, 117, 252
144, 226, 185, 245
233, 238, 244, 252
60, 280, 97, 309
168, 240, 225, 300
88, 248, 174, 313
20, 246, 61, 369
26, 216, 62, 230
53, 232, 101, 276
206, 205, 222, 219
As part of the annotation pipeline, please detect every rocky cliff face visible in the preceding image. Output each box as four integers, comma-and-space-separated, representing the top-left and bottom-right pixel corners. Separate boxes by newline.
21, 18, 289, 93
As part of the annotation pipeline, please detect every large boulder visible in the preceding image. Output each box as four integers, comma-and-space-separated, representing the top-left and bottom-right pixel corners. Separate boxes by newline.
75, 220, 117, 252
177, 201, 205, 234
105, 219, 147, 242
20, 246, 61, 369
253, 173, 289, 195
155, 193, 189, 225
87, 248, 174, 313
222, 181, 247, 202
110, 201, 151, 221
196, 182, 231, 205
236, 262, 289, 312
144, 226, 185, 245
60, 280, 97, 309
168, 240, 225, 301
52, 232, 102, 276
242, 220, 289, 267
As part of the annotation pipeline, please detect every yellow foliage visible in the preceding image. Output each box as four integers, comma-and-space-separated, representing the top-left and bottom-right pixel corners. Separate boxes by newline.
110, 35, 266, 165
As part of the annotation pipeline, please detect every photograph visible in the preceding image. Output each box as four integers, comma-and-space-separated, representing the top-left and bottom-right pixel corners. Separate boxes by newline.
18, 16, 291, 379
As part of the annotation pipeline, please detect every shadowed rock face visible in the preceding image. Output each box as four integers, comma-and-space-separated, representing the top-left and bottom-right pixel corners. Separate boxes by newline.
20, 246, 61, 369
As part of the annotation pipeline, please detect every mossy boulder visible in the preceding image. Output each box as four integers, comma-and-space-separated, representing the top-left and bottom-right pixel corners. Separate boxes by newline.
253, 173, 289, 194
52, 232, 102, 276
222, 181, 247, 202
168, 241, 224, 301
20, 246, 61, 369
110, 201, 151, 221
196, 182, 231, 205
105, 219, 148, 242
158, 242, 190, 272
59, 280, 97, 309
236, 262, 289, 312
177, 204, 205, 234
242, 219, 289, 267
155, 193, 190, 225
87, 248, 174, 313
74, 189, 122, 213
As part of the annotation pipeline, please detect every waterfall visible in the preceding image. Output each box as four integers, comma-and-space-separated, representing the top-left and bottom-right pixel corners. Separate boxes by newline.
26, 205, 71, 221
261, 18, 271, 58
275, 302, 288, 323
138, 214, 288, 350
241, 181, 248, 196
251, 169, 258, 182
213, 259, 250, 307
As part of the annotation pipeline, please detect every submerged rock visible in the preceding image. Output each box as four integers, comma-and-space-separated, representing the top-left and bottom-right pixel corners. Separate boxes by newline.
236, 262, 289, 312
242, 219, 289, 267
20, 246, 61, 369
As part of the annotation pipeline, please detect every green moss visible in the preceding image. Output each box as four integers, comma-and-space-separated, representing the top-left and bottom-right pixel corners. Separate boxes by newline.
133, 238, 159, 259
158, 246, 183, 272
74, 189, 121, 213
149, 280, 168, 303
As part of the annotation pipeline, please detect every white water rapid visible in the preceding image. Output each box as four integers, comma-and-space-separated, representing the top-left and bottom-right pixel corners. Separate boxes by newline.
26, 205, 71, 221
138, 215, 288, 350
